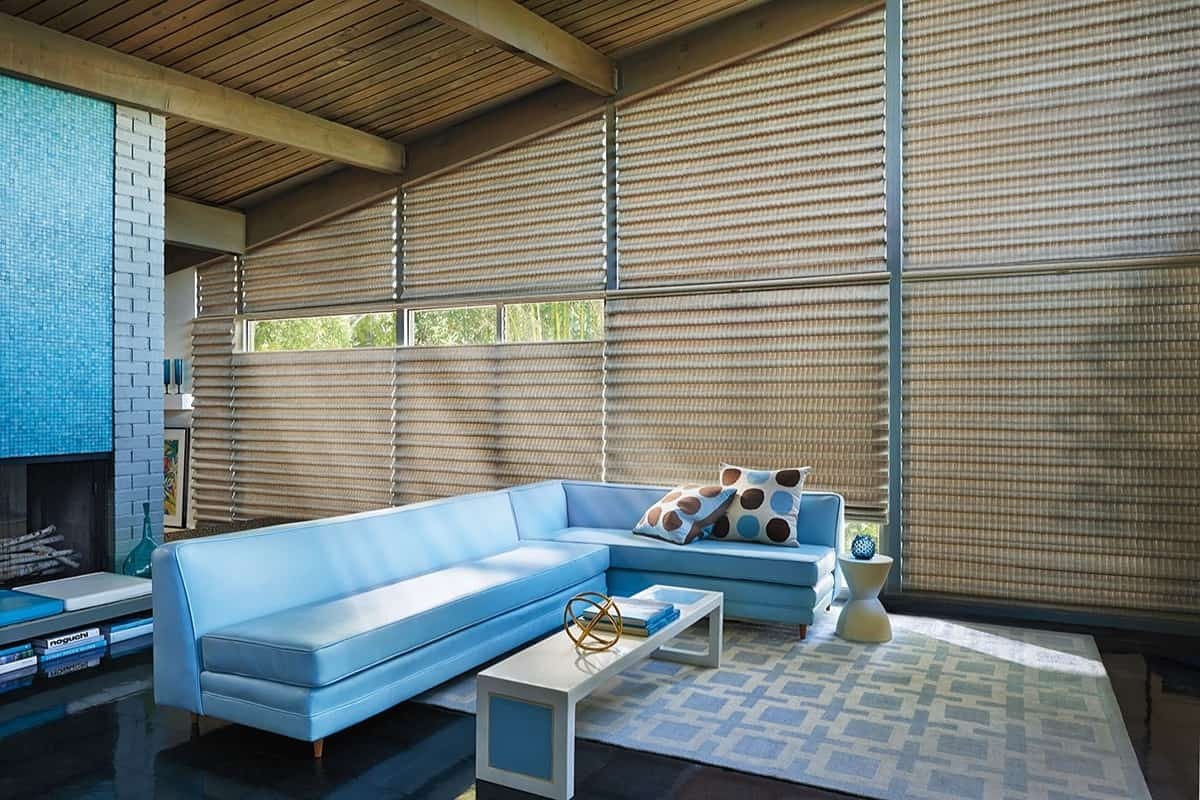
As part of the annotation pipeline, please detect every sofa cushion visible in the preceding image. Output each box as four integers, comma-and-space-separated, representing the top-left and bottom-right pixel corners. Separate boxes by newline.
633, 484, 735, 545
543, 527, 835, 586
201, 541, 609, 688
712, 464, 812, 546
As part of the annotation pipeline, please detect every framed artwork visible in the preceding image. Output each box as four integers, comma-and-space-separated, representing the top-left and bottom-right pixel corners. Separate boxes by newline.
163, 427, 190, 528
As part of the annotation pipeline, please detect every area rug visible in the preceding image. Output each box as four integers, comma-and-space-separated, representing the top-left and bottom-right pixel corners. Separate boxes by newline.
416, 607, 1150, 800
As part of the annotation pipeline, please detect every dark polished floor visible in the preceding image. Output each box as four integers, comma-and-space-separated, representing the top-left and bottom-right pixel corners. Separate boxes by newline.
0, 621, 1196, 800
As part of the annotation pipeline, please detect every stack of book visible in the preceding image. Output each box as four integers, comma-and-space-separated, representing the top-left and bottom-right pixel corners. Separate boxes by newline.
580, 597, 680, 637
0, 642, 37, 686
33, 627, 107, 665
102, 615, 153, 644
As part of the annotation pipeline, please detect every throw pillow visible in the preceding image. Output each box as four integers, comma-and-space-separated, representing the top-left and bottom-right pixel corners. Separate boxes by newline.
633, 484, 736, 545
710, 463, 812, 546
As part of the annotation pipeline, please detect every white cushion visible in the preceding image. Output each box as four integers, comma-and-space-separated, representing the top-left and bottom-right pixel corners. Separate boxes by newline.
16, 572, 151, 610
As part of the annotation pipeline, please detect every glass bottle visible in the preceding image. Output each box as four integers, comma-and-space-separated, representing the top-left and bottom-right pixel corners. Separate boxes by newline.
121, 502, 158, 579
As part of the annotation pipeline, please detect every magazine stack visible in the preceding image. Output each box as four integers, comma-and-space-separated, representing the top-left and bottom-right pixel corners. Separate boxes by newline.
579, 596, 680, 637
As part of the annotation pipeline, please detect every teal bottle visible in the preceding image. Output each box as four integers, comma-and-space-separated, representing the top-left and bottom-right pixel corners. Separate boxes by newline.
121, 502, 158, 579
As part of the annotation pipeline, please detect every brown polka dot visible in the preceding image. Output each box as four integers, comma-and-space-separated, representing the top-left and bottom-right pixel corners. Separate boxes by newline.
647, 506, 661, 526
766, 517, 792, 543
663, 510, 682, 531
698, 485, 722, 498
740, 489, 764, 510
721, 467, 742, 486
711, 516, 730, 538
776, 469, 803, 487
663, 491, 682, 503
677, 496, 701, 515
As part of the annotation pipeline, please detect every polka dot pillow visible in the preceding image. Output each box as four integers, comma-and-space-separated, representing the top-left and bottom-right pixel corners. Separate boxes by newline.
709, 463, 812, 547
633, 484, 736, 545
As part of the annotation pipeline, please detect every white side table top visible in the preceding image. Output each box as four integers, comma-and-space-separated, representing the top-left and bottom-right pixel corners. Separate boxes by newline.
478, 585, 722, 700
838, 554, 893, 567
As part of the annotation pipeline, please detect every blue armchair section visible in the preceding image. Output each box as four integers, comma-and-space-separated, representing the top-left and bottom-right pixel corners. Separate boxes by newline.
153, 480, 842, 750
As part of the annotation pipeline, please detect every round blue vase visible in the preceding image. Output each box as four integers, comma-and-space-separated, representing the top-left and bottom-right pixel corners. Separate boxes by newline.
850, 534, 876, 560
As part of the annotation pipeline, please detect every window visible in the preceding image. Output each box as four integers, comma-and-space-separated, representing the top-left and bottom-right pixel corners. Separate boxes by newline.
504, 299, 603, 343
248, 312, 396, 352
408, 305, 497, 346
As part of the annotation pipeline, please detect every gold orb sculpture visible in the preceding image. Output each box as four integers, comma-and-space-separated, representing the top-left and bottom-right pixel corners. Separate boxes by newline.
563, 592, 623, 652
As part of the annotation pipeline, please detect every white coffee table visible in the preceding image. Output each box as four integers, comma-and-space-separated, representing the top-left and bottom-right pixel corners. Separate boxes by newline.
836, 554, 893, 643
475, 585, 723, 800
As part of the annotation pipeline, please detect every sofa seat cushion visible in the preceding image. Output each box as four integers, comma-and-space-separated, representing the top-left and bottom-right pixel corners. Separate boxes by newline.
201, 541, 608, 688
545, 527, 835, 586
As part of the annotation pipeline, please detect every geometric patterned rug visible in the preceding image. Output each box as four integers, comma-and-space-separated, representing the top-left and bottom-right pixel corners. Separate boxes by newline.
417, 607, 1150, 800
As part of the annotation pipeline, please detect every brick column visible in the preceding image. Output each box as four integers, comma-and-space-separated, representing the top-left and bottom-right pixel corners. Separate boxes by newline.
112, 106, 166, 565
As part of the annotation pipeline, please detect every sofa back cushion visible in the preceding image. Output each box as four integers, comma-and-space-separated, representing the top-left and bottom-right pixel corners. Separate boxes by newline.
171, 490, 521, 639
561, 481, 843, 551
563, 481, 668, 529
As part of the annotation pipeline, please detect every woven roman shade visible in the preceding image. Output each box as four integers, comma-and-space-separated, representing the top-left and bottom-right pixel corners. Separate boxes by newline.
394, 342, 604, 503
190, 257, 239, 522
230, 348, 396, 520
604, 286, 889, 514
401, 118, 606, 300
615, 10, 886, 288
241, 197, 397, 313
196, 257, 238, 317
189, 315, 236, 523
902, 267, 1200, 613
904, 0, 1200, 269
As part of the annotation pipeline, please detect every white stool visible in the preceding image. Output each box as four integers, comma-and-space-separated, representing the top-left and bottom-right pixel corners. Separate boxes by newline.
836, 554, 893, 643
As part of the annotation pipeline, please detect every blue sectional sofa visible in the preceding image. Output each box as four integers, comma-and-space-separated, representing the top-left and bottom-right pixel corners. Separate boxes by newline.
153, 480, 842, 752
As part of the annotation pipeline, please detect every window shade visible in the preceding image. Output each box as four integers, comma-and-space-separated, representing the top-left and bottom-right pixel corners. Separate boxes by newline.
904, 0, 1200, 269
902, 266, 1200, 614
615, 10, 886, 288
242, 197, 397, 313
189, 316, 236, 523
604, 286, 889, 514
231, 349, 396, 520
196, 257, 238, 316
394, 342, 604, 503
401, 118, 606, 300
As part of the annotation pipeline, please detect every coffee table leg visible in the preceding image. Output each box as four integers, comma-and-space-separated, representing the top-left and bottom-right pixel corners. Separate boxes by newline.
652, 603, 723, 668
476, 676, 575, 800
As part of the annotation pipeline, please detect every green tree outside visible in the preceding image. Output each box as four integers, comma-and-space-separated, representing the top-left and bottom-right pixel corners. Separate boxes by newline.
252, 312, 395, 352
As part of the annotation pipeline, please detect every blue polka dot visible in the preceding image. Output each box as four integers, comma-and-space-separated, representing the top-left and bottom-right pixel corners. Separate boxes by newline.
736, 516, 760, 539
746, 470, 771, 485
770, 490, 794, 514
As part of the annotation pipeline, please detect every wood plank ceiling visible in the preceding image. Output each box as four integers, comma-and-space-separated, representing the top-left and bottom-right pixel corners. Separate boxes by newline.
2, 0, 758, 205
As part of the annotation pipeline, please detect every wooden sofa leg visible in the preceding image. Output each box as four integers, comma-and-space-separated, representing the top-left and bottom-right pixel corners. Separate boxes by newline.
799, 624, 808, 640
313, 739, 325, 759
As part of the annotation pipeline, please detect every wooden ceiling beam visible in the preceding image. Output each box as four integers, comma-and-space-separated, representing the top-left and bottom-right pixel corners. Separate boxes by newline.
165, 195, 246, 254
404, 0, 616, 95
243, 0, 881, 248
0, 13, 405, 174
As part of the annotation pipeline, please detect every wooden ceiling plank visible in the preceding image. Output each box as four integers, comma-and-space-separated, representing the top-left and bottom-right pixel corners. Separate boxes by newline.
66, 0, 161, 39
134, 0, 307, 65
93, 0, 240, 49
0, 12, 406, 172
404, 0, 616, 95
193, 2, 410, 91
218, 7, 427, 98
166, 0, 360, 76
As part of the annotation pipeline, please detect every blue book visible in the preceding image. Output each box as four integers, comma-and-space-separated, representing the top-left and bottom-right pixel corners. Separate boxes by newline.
0, 643, 33, 665
103, 616, 153, 634
37, 637, 106, 663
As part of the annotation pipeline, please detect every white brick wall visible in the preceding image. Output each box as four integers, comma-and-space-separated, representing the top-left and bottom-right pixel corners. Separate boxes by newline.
113, 106, 166, 564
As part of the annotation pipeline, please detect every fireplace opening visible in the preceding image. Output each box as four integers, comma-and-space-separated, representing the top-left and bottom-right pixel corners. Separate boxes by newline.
0, 454, 113, 589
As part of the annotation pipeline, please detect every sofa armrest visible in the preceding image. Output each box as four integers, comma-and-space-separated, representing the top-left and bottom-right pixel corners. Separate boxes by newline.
152, 543, 204, 713
795, 492, 844, 552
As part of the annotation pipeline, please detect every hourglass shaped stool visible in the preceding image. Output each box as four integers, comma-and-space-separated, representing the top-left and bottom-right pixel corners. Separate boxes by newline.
836, 554, 893, 643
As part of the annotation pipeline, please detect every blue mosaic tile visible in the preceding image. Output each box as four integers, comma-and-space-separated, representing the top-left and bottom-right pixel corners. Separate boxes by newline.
0, 75, 113, 458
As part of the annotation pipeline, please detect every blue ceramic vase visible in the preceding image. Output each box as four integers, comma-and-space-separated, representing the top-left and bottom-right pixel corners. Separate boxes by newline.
121, 502, 158, 579
850, 534, 876, 560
